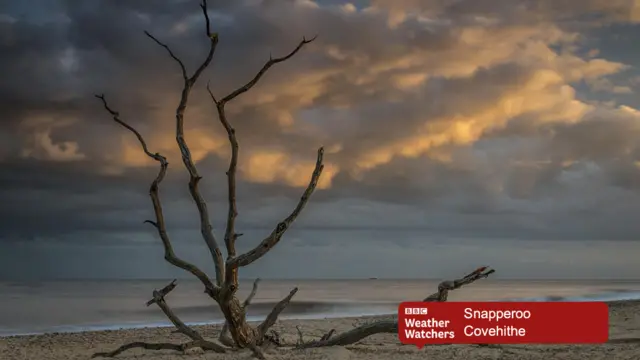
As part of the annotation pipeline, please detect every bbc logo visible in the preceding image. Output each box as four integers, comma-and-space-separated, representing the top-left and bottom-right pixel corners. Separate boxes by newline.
405, 307, 428, 315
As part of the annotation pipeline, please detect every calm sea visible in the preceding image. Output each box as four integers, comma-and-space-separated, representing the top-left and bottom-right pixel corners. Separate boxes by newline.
1, 279, 640, 336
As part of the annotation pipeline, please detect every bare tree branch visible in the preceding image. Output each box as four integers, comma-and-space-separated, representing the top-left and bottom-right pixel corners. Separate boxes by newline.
244, 278, 261, 307
91, 339, 226, 358
298, 321, 398, 349
257, 287, 299, 337
145, 0, 225, 287
145, 280, 203, 341
143, 31, 188, 81
296, 267, 496, 348
216, 36, 317, 106
205, 36, 316, 286
92, 280, 230, 358
143, 1, 217, 85
423, 266, 495, 302
190, 1, 218, 83
227, 147, 324, 270
94, 95, 218, 297
206, 82, 240, 287
145, 279, 178, 306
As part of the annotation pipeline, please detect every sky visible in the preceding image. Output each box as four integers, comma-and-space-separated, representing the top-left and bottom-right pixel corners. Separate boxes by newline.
2, 0, 640, 280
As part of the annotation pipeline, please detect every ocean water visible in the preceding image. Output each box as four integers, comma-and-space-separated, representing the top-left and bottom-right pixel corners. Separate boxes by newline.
1, 279, 640, 337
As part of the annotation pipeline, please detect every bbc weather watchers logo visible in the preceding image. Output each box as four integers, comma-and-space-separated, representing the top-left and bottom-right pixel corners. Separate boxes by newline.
405, 307, 429, 315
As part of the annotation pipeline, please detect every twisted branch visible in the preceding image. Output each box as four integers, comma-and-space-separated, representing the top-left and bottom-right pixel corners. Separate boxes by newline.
205, 36, 317, 287
145, 0, 225, 287
94, 95, 218, 297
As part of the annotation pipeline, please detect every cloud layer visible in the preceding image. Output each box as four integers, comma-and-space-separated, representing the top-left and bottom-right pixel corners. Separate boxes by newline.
2, 0, 640, 278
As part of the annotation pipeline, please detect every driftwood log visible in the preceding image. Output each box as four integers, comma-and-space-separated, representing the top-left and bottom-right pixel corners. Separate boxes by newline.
293, 266, 495, 348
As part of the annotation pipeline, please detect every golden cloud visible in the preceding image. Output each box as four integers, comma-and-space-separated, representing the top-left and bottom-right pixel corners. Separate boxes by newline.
242, 149, 338, 189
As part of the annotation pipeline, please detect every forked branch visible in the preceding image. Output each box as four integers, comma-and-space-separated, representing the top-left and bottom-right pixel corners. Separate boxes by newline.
92, 280, 227, 358
94, 95, 218, 297
145, 280, 204, 341
214, 36, 317, 106
145, 0, 225, 287
227, 147, 325, 270
296, 267, 496, 348
205, 36, 317, 286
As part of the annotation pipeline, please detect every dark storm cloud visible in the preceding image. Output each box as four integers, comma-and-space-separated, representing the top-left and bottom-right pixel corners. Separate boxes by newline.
1, 0, 640, 260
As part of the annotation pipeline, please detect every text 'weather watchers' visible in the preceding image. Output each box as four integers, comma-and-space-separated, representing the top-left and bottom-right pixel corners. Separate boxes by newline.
398, 301, 608, 347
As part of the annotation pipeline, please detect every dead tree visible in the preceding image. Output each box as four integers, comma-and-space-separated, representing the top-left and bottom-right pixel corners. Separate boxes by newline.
91, 1, 495, 358
93, 0, 318, 358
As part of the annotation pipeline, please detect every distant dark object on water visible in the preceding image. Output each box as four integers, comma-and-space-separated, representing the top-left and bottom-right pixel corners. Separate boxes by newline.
369, 277, 378, 280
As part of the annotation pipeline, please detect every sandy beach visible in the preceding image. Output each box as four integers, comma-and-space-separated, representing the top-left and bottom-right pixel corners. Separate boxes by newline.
1, 300, 639, 360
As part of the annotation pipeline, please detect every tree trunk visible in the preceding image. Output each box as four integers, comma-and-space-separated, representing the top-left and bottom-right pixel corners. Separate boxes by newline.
218, 295, 257, 347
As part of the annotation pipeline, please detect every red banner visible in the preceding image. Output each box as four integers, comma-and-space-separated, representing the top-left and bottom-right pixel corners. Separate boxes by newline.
398, 301, 608, 348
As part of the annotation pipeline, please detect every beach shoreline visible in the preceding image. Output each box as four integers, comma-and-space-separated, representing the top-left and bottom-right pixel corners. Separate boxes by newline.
1, 300, 639, 360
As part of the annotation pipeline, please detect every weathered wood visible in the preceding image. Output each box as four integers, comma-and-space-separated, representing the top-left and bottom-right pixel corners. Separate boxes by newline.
296, 267, 496, 349
91, 280, 230, 358
257, 287, 299, 339
205, 35, 317, 289
145, 280, 203, 341
219, 296, 259, 348
423, 266, 495, 302
201, 34, 319, 351
219, 278, 261, 347
144, 0, 225, 287
93, 2, 499, 355
299, 321, 398, 348
226, 147, 324, 270
321, 329, 336, 341
94, 95, 218, 297
91, 339, 226, 358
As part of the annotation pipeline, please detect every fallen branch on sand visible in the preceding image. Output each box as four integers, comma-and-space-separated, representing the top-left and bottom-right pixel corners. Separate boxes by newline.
291, 266, 495, 349
91, 268, 495, 358
91, 340, 225, 358
92, 280, 227, 358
